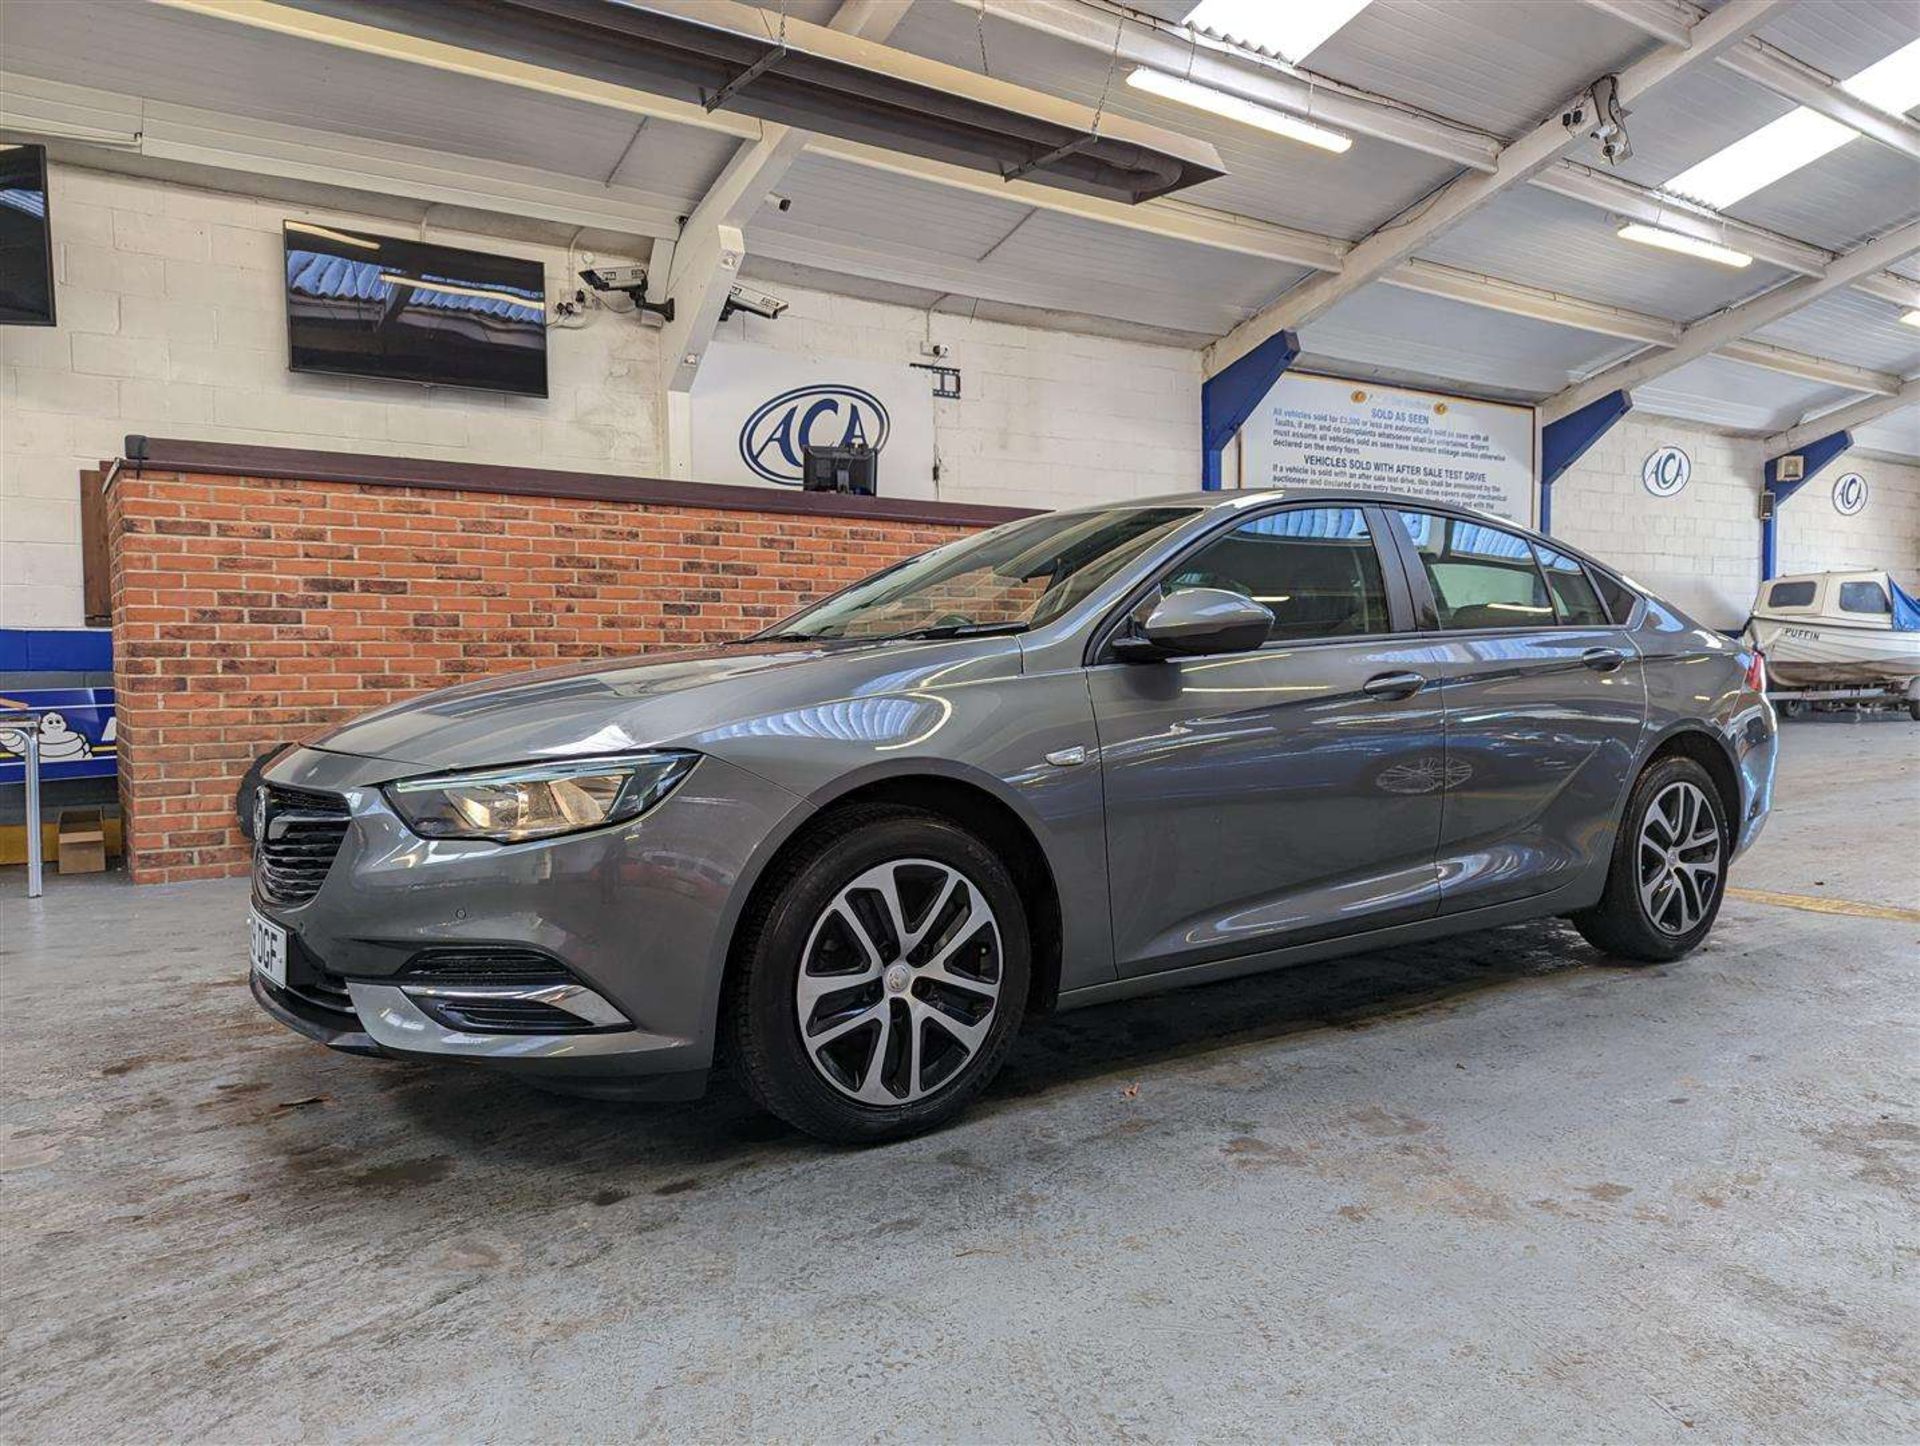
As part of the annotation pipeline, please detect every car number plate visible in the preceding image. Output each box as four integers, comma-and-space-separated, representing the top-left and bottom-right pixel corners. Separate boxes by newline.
249, 908, 288, 988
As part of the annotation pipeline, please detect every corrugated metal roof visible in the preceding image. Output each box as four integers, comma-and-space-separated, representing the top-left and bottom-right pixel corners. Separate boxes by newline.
1749, 289, 1920, 375
1416, 185, 1799, 322
1851, 405, 1920, 457
1303, 0, 1657, 139
1633, 354, 1864, 432
1725, 141, 1920, 253
1299, 286, 1639, 398
1754, 0, 1920, 81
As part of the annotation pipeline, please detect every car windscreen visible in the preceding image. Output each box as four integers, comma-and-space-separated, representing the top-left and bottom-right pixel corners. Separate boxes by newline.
764, 506, 1198, 641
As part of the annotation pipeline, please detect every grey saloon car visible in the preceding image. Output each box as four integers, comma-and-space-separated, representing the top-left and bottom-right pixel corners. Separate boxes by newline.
250, 489, 1777, 1141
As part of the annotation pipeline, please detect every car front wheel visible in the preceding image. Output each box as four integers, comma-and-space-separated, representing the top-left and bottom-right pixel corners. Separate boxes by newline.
1572, 755, 1729, 964
726, 805, 1029, 1143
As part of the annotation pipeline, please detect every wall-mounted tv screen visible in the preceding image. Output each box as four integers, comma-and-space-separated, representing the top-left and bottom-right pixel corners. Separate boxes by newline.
283, 221, 547, 397
0, 143, 57, 327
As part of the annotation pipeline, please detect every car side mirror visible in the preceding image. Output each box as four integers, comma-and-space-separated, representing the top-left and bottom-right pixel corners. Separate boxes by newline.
1112, 587, 1274, 661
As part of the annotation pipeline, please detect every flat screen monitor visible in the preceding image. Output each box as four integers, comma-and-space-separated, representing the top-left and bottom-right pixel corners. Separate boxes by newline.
0, 143, 56, 327
283, 221, 547, 397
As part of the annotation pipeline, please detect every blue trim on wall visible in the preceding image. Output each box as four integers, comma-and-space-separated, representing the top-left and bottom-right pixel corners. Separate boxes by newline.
1538, 390, 1631, 535
1761, 429, 1851, 581
0, 628, 113, 674
1200, 329, 1300, 490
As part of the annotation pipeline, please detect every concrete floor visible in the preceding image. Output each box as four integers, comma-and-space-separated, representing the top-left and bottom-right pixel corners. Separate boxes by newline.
3, 717, 1916, 1443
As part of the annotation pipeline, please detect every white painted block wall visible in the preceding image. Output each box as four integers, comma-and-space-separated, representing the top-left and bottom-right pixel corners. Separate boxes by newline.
1549, 415, 1920, 629
1, 164, 1203, 627
1777, 456, 1920, 593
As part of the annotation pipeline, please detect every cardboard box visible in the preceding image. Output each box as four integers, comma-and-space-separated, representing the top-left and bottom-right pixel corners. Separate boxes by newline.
57, 807, 107, 875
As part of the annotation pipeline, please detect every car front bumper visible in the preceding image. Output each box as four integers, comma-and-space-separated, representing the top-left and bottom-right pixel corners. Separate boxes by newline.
249, 745, 811, 1093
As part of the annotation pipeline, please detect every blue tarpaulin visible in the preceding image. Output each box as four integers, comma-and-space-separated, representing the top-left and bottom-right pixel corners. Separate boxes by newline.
1892, 577, 1920, 631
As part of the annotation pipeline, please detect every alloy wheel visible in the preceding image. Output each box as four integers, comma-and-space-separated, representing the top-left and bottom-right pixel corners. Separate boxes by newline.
1636, 780, 1722, 935
794, 858, 1003, 1106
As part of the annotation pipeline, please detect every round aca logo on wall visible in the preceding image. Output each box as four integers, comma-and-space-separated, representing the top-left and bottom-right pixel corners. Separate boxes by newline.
1641, 445, 1691, 498
738, 384, 891, 486
1832, 471, 1868, 516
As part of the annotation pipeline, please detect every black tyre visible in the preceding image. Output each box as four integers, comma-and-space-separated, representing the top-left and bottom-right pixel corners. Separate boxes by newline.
1572, 755, 1729, 964
1907, 699, 1919, 723
726, 805, 1029, 1144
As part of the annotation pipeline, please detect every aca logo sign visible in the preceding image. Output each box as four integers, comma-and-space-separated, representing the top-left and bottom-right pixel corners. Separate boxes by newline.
739, 384, 890, 486
1641, 445, 1691, 498
1832, 471, 1868, 516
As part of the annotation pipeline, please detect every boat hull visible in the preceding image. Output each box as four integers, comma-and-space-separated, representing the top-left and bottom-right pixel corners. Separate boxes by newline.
1746, 615, 1920, 688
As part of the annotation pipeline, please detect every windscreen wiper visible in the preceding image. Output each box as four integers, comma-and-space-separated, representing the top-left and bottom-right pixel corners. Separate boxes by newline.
722, 630, 824, 645
876, 621, 1031, 641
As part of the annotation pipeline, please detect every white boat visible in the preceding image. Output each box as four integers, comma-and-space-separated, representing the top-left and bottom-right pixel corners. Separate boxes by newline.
1743, 569, 1920, 689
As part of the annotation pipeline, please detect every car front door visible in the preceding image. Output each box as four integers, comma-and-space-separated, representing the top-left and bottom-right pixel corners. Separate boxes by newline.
1086, 503, 1449, 979
1385, 508, 1648, 914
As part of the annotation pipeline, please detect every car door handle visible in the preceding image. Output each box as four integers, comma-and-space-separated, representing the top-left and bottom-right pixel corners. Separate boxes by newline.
1582, 647, 1628, 673
1361, 670, 1427, 700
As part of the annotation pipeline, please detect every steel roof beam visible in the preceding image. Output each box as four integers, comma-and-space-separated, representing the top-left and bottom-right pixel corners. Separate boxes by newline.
1543, 220, 1920, 422
1205, 0, 1791, 377
1718, 40, 1920, 163
1765, 377, 1920, 455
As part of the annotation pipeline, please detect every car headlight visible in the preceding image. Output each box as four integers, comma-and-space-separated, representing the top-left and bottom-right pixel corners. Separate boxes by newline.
385, 752, 698, 844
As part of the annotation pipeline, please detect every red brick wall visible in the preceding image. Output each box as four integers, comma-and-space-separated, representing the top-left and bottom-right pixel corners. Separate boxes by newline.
107, 469, 978, 883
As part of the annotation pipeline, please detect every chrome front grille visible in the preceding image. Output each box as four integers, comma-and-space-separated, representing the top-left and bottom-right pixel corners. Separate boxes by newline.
256, 785, 350, 906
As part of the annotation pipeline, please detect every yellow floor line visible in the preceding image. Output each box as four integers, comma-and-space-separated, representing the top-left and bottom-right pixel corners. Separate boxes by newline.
1726, 887, 1920, 924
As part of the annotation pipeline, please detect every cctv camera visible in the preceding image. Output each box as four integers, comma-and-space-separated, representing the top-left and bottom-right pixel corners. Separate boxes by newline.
720, 282, 789, 323
580, 264, 649, 293
1564, 75, 1631, 166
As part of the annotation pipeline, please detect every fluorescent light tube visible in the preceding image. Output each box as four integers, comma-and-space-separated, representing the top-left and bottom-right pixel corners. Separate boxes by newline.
1900, 309, 1920, 329
1617, 224, 1753, 268
1126, 69, 1352, 154
1186, 0, 1373, 63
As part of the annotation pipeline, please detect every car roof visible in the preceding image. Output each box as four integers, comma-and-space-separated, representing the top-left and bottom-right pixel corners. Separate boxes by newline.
1084, 486, 1522, 529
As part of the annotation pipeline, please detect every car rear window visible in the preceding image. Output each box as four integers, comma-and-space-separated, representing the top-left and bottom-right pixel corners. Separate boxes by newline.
1837, 581, 1891, 614
1767, 581, 1816, 608
1589, 569, 1639, 624
1533, 544, 1610, 627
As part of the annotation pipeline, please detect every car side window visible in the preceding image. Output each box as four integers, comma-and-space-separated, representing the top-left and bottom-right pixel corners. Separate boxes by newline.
1533, 544, 1610, 627
1837, 581, 1891, 615
1162, 506, 1390, 642
1394, 511, 1554, 630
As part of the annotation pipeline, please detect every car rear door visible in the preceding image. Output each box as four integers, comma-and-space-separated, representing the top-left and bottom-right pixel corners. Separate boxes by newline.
1086, 502, 1449, 979
1384, 508, 1647, 915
